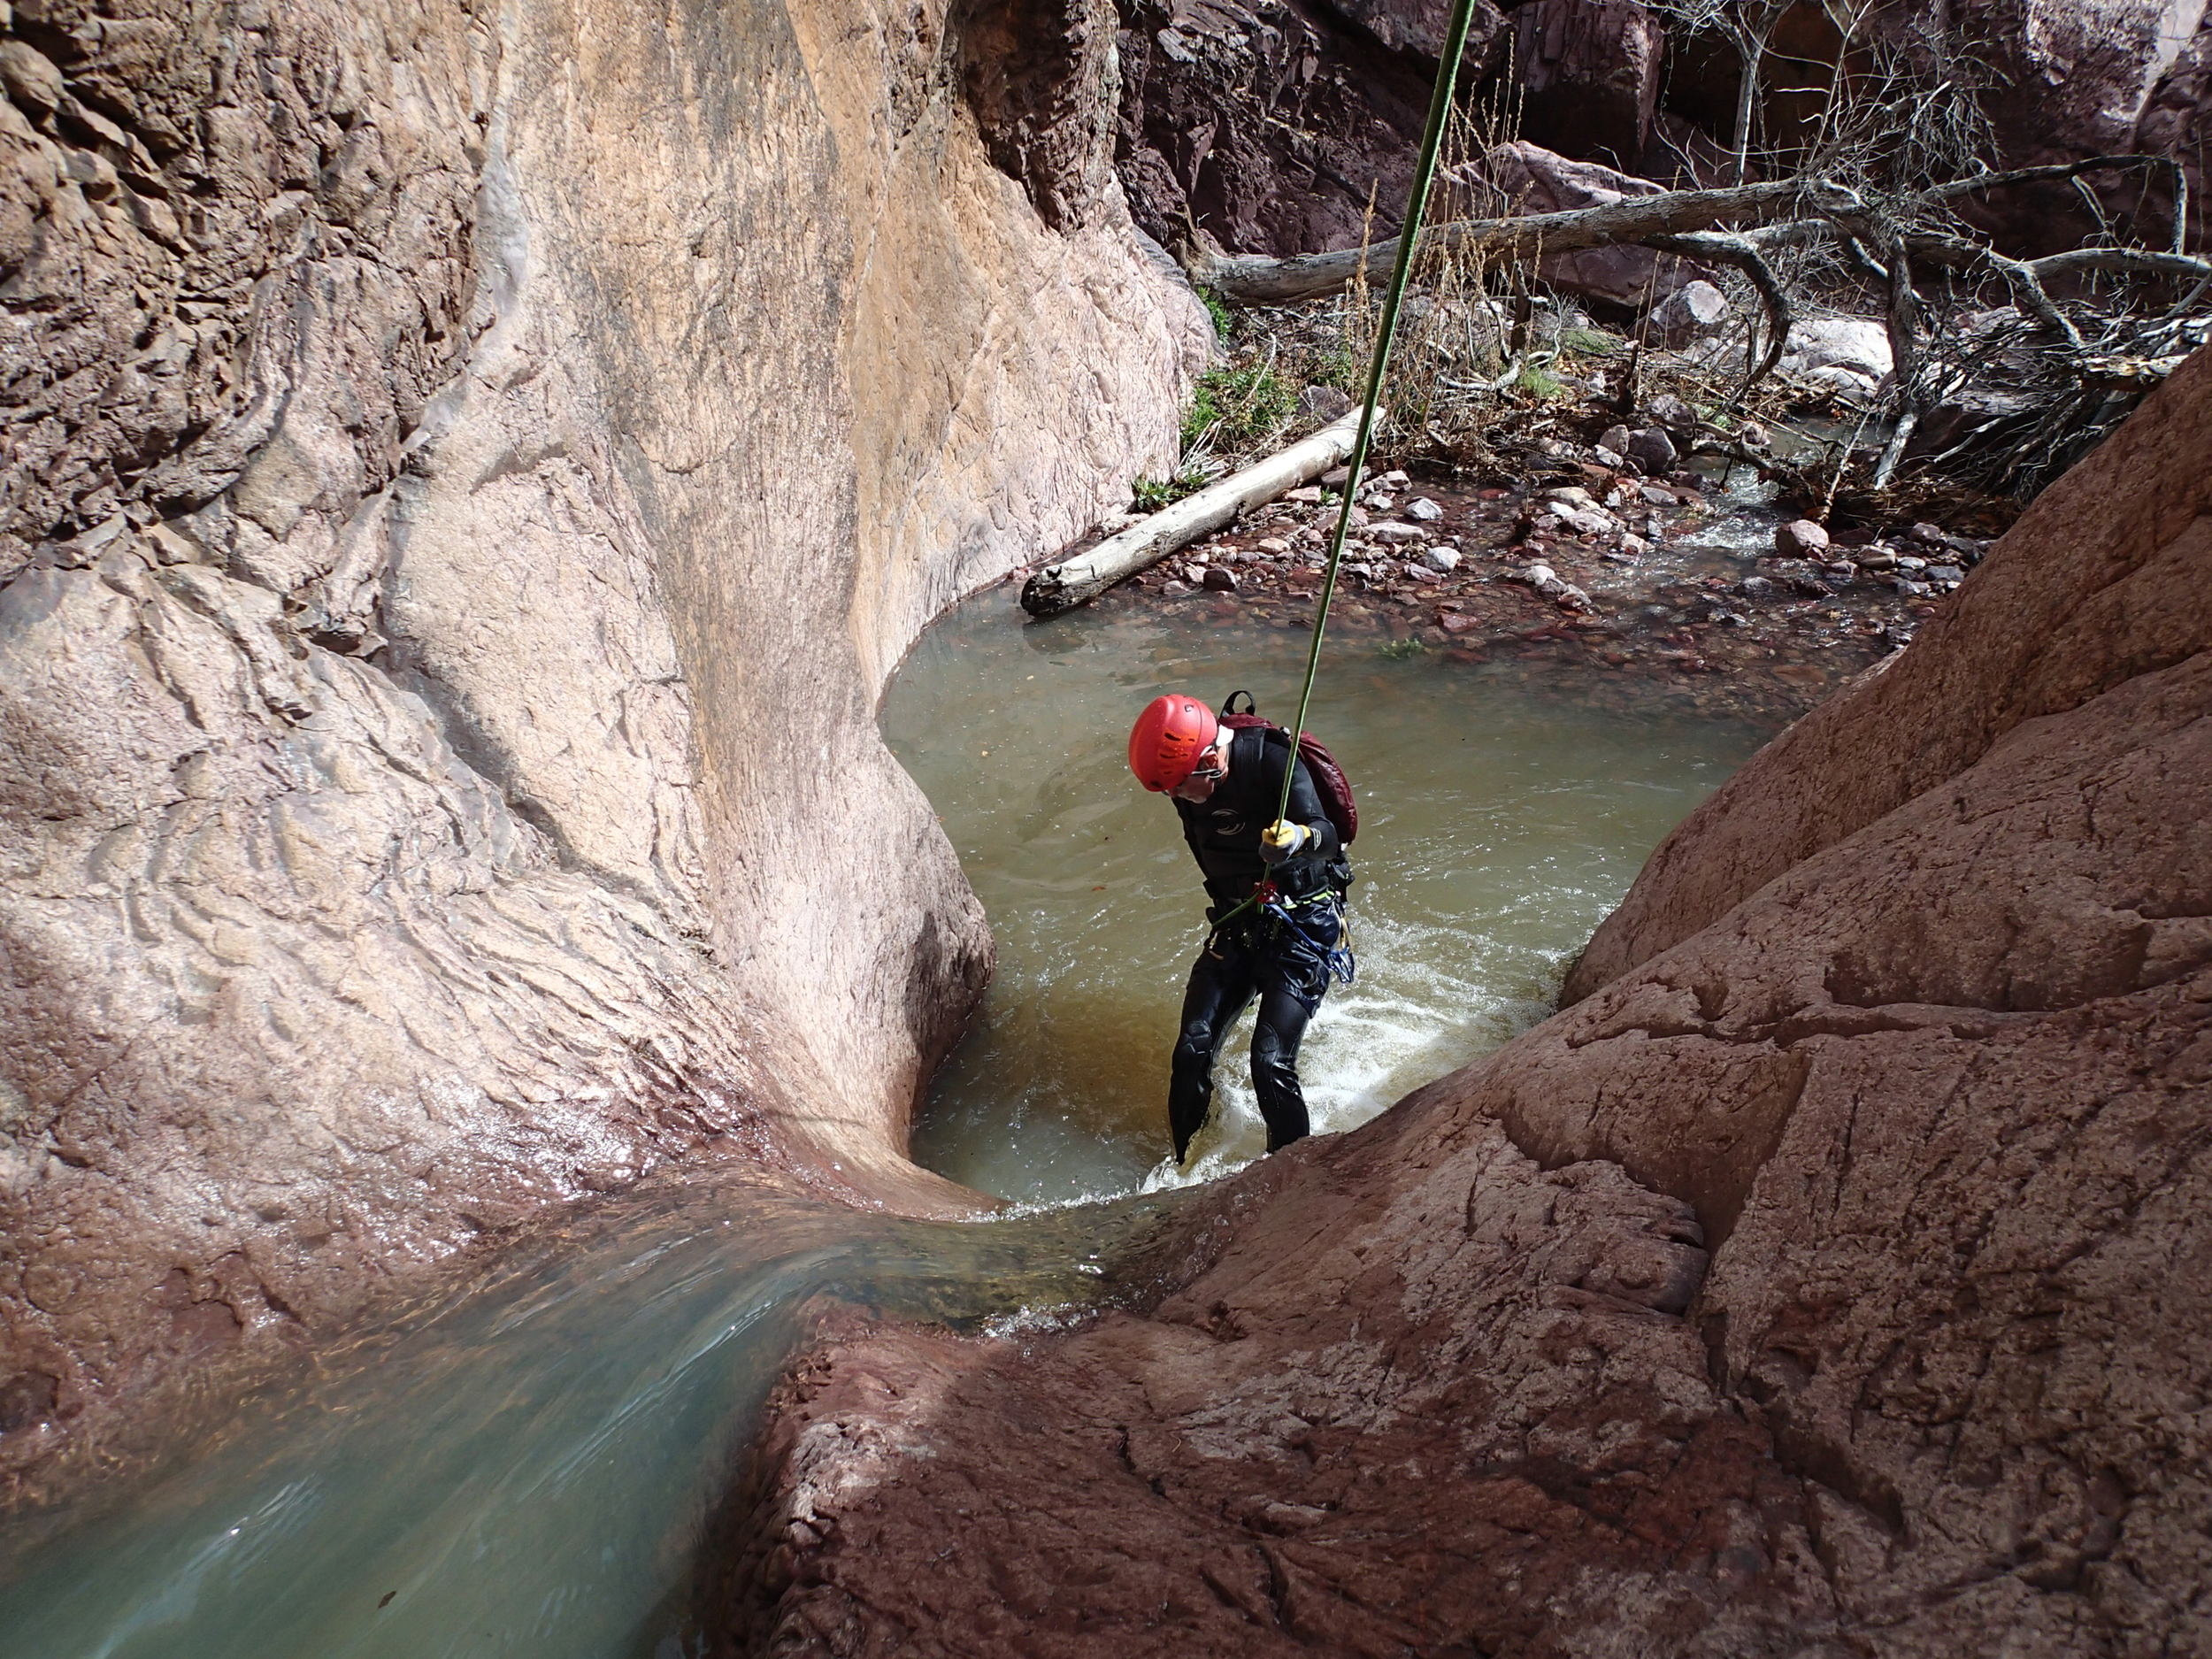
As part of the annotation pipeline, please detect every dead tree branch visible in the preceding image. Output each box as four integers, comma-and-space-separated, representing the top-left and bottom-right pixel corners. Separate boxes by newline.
1187, 180, 1839, 305
1646, 230, 1793, 392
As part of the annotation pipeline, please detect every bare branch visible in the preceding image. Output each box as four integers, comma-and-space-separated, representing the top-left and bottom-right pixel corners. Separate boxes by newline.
1647, 231, 1793, 394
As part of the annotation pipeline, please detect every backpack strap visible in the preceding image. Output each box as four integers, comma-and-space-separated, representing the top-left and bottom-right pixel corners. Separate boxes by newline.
1219, 689, 1257, 718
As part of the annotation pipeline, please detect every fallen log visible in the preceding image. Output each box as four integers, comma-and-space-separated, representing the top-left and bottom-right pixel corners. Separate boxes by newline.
1020, 407, 1368, 618
1187, 180, 1825, 305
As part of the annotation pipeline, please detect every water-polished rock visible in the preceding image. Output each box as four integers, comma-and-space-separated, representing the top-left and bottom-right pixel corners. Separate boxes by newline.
0, 0, 1209, 1494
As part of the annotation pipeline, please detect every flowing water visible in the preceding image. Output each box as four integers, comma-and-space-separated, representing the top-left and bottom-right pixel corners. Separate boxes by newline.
887, 589, 1774, 1203
0, 1179, 1186, 1659
1, 590, 1778, 1658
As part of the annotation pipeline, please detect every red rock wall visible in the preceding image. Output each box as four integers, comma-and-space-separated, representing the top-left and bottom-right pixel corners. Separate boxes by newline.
718, 349, 2212, 1653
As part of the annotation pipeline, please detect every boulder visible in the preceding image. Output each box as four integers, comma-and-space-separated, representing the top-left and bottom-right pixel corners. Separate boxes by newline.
1465, 142, 1711, 310
1624, 426, 1678, 472
1770, 316, 1895, 397
1774, 518, 1832, 557
1647, 277, 1732, 348
725, 344, 2212, 1659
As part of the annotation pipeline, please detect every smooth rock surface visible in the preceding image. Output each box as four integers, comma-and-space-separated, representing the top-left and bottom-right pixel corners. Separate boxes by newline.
720, 347, 2212, 1655
0, 0, 1209, 1492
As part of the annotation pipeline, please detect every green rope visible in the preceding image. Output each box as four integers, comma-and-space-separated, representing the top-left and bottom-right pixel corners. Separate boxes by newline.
1219, 0, 1483, 928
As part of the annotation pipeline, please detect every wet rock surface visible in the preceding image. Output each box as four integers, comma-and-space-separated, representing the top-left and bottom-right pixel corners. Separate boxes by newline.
0, 0, 1210, 1496
721, 355, 2212, 1652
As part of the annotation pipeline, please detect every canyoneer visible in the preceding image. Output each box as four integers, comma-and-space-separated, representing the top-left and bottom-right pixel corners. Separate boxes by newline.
1128, 691, 1356, 1165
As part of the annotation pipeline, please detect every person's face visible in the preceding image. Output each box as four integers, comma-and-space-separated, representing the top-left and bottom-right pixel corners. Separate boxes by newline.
1170, 732, 1229, 803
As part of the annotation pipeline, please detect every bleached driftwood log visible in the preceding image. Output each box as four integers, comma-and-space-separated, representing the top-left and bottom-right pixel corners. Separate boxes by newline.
1021, 407, 1369, 618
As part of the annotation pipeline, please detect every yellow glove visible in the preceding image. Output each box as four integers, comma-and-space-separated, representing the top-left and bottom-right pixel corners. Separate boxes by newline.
1259, 820, 1312, 865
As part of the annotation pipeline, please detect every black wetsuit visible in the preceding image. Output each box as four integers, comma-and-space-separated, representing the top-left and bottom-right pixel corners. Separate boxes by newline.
1168, 726, 1353, 1160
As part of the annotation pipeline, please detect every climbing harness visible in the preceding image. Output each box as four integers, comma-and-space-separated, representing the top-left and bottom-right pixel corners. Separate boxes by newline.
1263, 887, 1357, 987
1209, 0, 1486, 938
1206, 883, 1356, 988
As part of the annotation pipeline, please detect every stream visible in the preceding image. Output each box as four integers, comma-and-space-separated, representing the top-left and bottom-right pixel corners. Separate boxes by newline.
0, 592, 1779, 1657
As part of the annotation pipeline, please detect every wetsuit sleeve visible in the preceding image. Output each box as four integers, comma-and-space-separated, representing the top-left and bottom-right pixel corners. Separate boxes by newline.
1260, 739, 1340, 864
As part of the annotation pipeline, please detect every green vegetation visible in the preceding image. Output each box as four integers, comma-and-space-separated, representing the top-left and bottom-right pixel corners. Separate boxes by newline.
1131, 466, 1210, 513
1181, 362, 1300, 453
1197, 286, 1235, 339
1515, 362, 1564, 400
1306, 340, 1365, 394
1560, 325, 1623, 355
1377, 637, 1428, 661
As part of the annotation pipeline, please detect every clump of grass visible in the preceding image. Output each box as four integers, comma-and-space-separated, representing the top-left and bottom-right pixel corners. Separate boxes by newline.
1181, 361, 1299, 452
1197, 286, 1235, 339
1516, 362, 1564, 400
1377, 637, 1428, 660
1131, 466, 1210, 512
1560, 325, 1624, 356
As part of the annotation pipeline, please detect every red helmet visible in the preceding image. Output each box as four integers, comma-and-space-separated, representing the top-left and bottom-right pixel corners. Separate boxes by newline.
1129, 694, 1219, 792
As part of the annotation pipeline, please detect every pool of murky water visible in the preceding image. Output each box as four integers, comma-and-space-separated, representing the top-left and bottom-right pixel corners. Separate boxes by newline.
885, 588, 1777, 1206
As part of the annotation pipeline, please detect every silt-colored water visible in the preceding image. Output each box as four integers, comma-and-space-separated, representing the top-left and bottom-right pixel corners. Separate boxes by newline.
886, 589, 1775, 1204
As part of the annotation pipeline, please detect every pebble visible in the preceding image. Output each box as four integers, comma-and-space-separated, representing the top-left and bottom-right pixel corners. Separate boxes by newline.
1739, 575, 1775, 599
1161, 579, 1193, 596
1202, 565, 1239, 592
1370, 523, 1427, 545
1775, 518, 1831, 557
1925, 564, 1963, 584
1406, 563, 1444, 584
1379, 468, 1410, 487
1543, 486, 1598, 508
1598, 424, 1632, 456
1422, 547, 1461, 572
1256, 537, 1291, 553
1640, 485, 1677, 507
1646, 393, 1696, 430
1286, 486, 1323, 503
1404, 497, 1444, 522
1895, 553, 1928, 572
1593, 445, 1627, 469
1617, 533, 1649, 558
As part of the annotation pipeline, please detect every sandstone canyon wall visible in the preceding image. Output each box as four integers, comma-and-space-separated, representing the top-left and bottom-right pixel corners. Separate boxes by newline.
0, 0, 1210, 1488
718, 350, 2212, 1653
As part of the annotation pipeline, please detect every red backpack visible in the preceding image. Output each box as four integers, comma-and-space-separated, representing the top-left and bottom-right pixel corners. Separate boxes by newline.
1217, 691, 1359, 845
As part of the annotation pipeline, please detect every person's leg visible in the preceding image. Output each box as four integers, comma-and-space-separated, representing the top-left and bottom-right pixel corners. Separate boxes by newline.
1249, 909, 1338, 1151
1167, 935, 1258, 1161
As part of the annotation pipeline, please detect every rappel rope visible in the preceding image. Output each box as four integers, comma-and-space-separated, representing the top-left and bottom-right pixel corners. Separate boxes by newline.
1211, 0, 1485, 940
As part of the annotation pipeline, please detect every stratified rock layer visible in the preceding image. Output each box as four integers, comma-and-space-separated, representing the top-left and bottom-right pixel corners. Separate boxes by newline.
720, 352, 2212, 1652
0, 0, 1209, 1490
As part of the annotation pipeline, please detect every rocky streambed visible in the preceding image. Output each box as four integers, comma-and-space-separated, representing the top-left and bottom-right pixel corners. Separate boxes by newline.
1094, 434, 1997, 729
